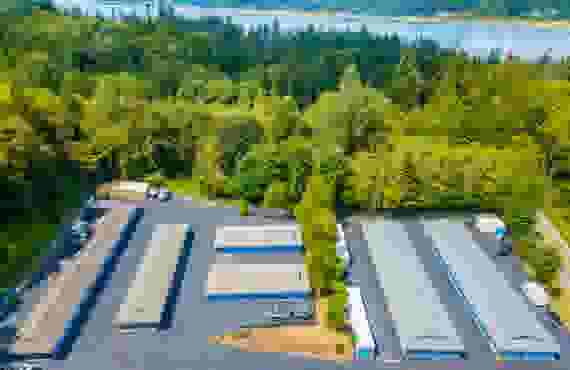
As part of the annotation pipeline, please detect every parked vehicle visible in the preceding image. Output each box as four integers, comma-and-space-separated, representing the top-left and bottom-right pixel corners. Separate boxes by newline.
522, 281, 550, 307
546, 310, 563, 328
268, 301, 314, 322
0, 288, 21, 322
157, 188, 171, 202
251, 207, 292, 218
469, 214, 507, 239
147, 187, 160, 199
71, 221, 91, 242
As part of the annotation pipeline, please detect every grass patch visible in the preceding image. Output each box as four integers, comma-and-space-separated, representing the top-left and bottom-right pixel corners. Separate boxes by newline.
544, 206, 570, 247
540, 182, 570, 329
165, 177, 244, 207
550, 293, 570, 330
521, 262, 537, 281
164, 178, 206, 199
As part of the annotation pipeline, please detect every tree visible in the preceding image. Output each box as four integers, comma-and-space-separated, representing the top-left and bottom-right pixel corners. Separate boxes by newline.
339, 64, 363, 91
327, 289, 348, 330
527, 243, 562, 285
262, 181, 290, 209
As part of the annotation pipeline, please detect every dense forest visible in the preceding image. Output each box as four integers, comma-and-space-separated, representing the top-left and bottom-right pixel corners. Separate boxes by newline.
186, 0, 570, 18
1, 3, 570, 317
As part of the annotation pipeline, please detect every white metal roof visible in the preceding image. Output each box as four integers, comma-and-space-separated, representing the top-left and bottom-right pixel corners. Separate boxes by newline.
215, 224, 302, 248
206, 253, 310, 295
347, 287, 375, 348
113, 223, 189, 328
362, 219, 465, 355
422, 218, 560, 355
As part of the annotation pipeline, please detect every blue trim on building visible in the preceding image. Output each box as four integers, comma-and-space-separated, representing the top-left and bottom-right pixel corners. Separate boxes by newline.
501, 352, 560, 361
217, 245, 303, 254
406, 351, 465, 360
207, 291, 310, 301
51, 208, 143, 359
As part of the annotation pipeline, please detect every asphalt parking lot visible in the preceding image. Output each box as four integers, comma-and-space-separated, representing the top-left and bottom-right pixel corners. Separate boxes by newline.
24, 199, 321, 370
2, 204, 569, 370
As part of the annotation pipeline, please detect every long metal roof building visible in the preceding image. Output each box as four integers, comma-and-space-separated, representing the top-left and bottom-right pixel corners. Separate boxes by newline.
214, 224, 303, 253
362, 219, 466, 360
206, 252, 310, 300
113, 223, 190, 330
421, 218, 561, 360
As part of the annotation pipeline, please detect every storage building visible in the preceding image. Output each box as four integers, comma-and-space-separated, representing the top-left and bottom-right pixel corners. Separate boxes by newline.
347, 286, 377, 360
422, 218, 560, 360
361, 219, 466, 360
206, 252, 310, 301
214, 224, 303, 253
113, 223, 191, 330
12, 207, 142, 357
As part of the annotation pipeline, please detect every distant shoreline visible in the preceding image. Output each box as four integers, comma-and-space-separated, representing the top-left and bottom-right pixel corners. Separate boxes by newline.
395, 15, 570, 29
175, 6, 570, 29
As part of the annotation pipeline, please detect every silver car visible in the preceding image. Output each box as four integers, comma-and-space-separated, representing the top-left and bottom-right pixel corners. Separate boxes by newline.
157, 188, 171, 202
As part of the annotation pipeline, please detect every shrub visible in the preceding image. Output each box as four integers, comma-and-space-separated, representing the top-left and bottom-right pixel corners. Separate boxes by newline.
327, 293, 348, 330
239, 199, 249, 216
527, 245, 562, 285
548, 286, 563, 298
262, 181, 290, 209
144, 172, 166, 187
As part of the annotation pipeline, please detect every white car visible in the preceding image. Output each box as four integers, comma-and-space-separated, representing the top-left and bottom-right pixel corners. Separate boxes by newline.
336, 224, 351, 268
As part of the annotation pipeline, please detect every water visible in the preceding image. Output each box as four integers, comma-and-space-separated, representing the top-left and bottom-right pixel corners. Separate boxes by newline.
54, 2, 570, 61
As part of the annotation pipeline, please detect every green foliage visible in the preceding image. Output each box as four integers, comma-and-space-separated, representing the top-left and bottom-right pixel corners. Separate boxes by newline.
262, 181, 291, 209
504, 207, 536, 240
327, 292, 348, 330
525, 241, 562, 284
239, 198, 249, 216
144, 172, 166, 187
1, 7, 568, 290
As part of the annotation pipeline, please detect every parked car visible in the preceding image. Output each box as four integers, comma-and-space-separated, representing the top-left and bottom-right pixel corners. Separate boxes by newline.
71, 221, 91, 242
251, 207, 292, 218
157, 188, 171, 202
147, 187, 160, 199
268, 301, 314, 322
546, 310, 563, 328
0, 288, 21, 322
496, 237, 513, 257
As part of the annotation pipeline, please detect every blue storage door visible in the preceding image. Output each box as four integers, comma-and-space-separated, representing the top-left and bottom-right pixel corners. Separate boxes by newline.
356, 348, 372, 360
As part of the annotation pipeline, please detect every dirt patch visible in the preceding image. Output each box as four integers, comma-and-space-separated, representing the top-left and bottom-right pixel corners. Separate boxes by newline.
209, 297, 353, 362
